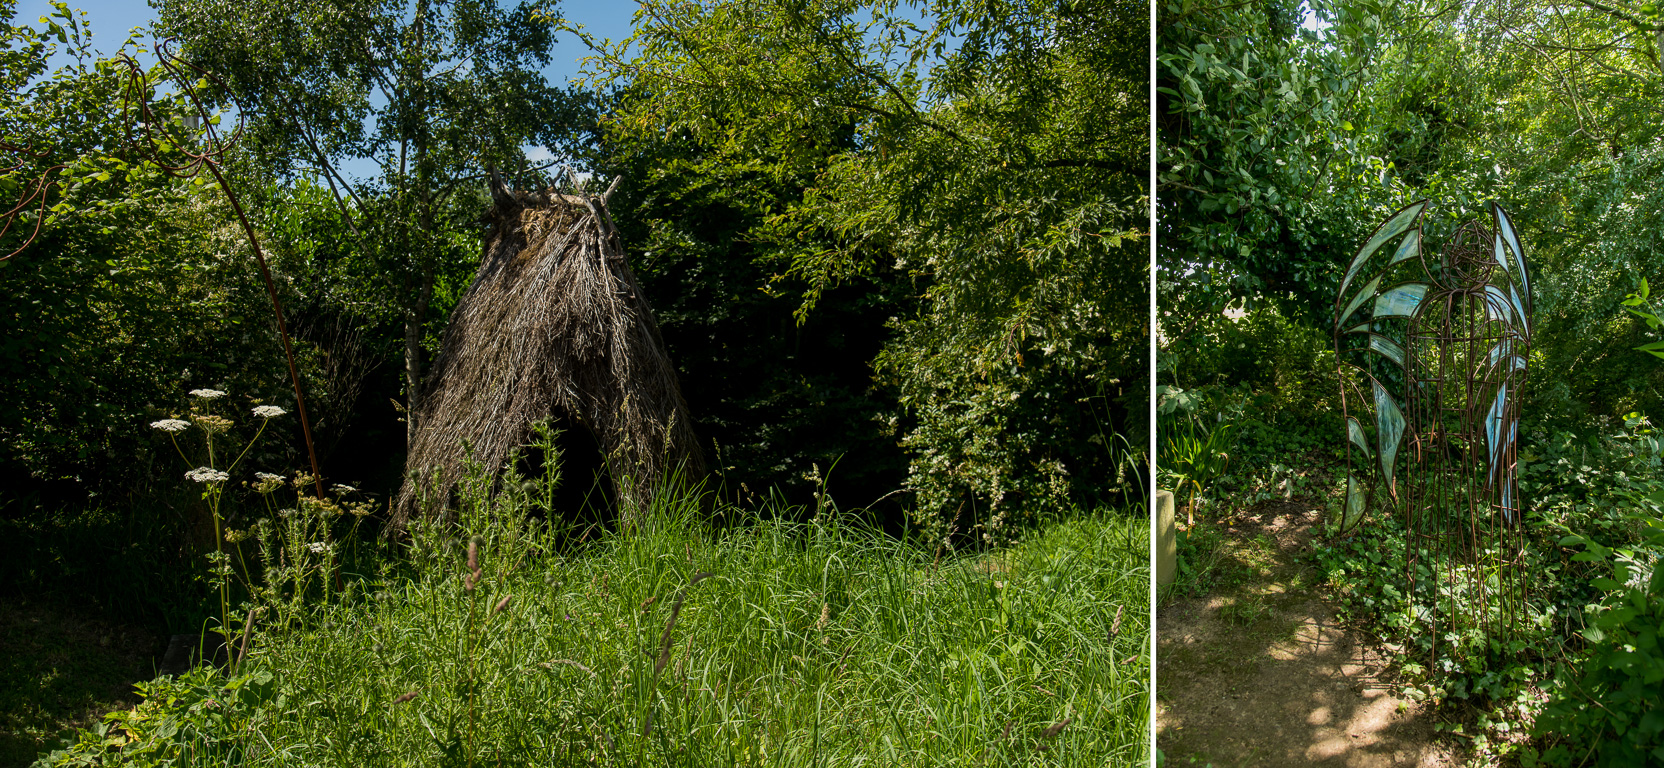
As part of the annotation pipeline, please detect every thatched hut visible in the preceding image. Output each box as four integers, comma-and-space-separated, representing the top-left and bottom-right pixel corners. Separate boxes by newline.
392, 173, 703, 529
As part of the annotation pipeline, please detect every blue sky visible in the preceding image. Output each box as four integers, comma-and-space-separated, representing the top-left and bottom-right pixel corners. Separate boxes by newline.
1299, 1, 1332, 33
13, 1, 642, 178
15, 1, 951, 179
15, 0, 640, 87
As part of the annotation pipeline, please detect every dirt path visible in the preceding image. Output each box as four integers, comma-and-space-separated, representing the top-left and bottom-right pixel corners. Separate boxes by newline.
1156, 499, 1462, 768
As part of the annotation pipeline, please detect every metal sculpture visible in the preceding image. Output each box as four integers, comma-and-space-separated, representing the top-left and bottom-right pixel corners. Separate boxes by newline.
1334, 200, 1532, 659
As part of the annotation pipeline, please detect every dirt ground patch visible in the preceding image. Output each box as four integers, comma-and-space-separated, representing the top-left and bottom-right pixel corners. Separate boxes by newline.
1157, 499, 1463, 767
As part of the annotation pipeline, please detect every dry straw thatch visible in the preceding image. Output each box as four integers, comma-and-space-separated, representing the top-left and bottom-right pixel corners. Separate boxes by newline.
392, 172, 703, 529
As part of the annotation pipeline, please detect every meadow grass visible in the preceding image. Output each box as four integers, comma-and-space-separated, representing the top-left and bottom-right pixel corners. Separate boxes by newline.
35, 469, 1148, 767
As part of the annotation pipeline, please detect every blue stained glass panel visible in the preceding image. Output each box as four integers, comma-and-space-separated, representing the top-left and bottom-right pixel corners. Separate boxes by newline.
1339, 276, 1382, 326
1374, 380, 1405, 492
1341, 202, 1428, 297
1369, 334, 1405, 366
1344, 474, 1366, 529
1389, 228, 1421, 265
1485, 383, 1509, 475
1348, 416, 1372, 457
1488, 338, 1520, 371
1508, 283, 1529, 339
1495, 205, 1529, 305
1374, 283, 1429, 318
1483, 285, 1514, 325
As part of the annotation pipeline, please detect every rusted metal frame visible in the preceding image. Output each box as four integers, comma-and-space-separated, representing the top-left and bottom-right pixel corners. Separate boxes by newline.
0, 141, 66, 262
1339, 203, 1533, 671
1407, 222, 1529, 667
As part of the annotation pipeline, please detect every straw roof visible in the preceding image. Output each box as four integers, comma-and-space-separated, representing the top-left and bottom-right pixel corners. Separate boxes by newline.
392, 173, 703, 529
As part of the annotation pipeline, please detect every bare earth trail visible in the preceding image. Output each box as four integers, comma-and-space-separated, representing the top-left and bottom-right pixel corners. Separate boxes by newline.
1157, 499, 1463, 768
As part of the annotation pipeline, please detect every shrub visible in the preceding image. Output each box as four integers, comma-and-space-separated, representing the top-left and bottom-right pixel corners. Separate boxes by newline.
31, 666, 274, 768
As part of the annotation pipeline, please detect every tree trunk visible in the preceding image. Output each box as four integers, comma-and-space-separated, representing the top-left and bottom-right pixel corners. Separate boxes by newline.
403, 264, 434, 444
402, 0, 433, 447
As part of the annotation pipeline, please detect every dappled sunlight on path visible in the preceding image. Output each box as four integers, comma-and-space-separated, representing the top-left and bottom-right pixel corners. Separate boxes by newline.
1156, 501, 1461, 767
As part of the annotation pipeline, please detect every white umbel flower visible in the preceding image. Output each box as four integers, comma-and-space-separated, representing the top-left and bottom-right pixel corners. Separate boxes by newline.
186, 467, 229, 483
150, 419, 190, 432
189, 388, 227, 399
307, 542, 331, 555
252, 405, 287, 419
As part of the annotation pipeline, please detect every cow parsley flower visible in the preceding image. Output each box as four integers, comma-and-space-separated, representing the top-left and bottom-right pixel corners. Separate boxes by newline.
307, 542, 331, 555
253, 472, 285, 494
150, 419, 190, 432
252, 405, 287, 419
186, 467, 229, 483
189, 388, 227, 400
192, 414, 233, 434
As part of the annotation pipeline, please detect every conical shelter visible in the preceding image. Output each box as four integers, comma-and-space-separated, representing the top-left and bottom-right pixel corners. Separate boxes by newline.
393, 174, 703, 529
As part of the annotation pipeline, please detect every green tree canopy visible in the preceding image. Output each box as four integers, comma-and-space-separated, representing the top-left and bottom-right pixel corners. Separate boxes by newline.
154, 0, 582, 441
582, 0, 1148, 535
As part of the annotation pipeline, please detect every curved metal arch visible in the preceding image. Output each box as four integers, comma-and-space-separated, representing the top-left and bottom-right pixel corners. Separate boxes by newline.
1333, 200, 1534, 668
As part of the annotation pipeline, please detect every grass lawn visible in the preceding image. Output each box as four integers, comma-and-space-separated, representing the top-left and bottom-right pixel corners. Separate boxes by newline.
34, 490, 1149, 767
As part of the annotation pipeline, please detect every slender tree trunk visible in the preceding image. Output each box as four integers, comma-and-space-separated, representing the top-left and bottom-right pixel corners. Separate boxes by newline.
401, 0, 432, 447
404, 266, 434, 445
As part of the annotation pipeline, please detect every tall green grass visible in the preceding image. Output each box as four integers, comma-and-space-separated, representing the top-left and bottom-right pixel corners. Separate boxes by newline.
37, 469, 1148, 767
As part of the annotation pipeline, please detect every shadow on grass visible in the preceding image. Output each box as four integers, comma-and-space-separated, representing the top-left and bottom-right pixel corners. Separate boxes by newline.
0, 598, 164, 768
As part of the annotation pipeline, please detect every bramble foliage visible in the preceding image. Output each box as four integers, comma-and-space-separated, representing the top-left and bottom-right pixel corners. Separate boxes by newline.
583, 88, 918, 512
0, 6, 303, 494
32, 666, 277, 768
1158, 0, 1388, 321
1538, 491, 1664, 767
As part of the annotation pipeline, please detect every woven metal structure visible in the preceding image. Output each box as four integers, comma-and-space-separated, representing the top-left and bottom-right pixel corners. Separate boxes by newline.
1334, 200, 1532, 658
